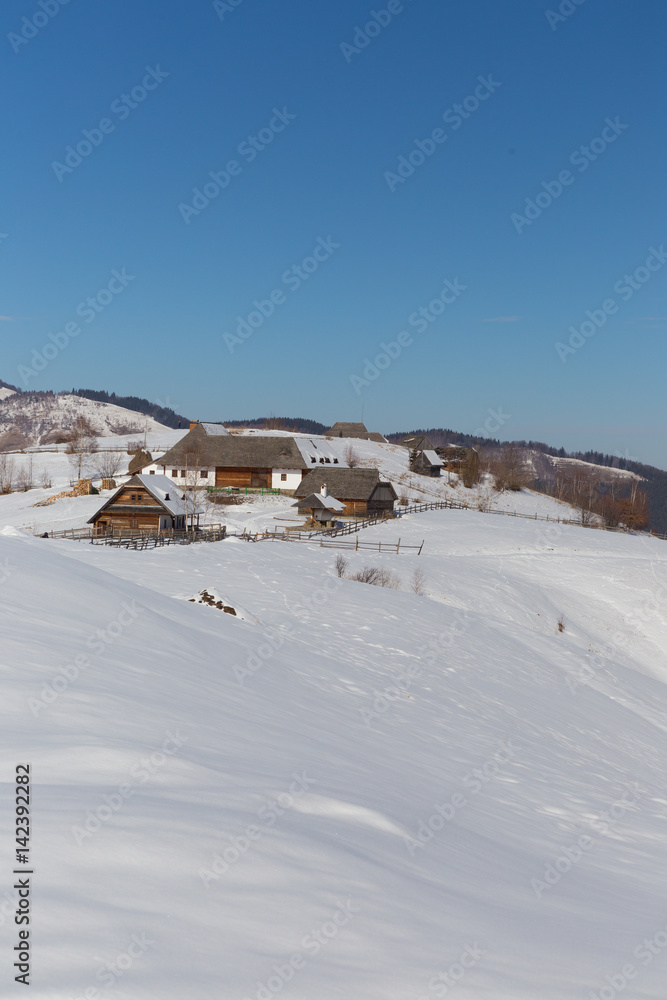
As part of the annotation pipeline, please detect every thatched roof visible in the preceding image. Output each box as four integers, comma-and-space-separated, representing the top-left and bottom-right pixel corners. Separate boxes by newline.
326, 422, 370, 439
157, 425, 307, 470
294, 468, 396, 501
128, 449, 152, 474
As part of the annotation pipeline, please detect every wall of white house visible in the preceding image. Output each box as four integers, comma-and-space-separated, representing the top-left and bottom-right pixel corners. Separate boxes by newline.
146, 465, 211, 486
271, 469, 304, 490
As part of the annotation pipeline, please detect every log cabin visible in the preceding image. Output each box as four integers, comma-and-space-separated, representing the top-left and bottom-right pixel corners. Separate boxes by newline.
293, 469, 397, 517
87, 474, 194, 534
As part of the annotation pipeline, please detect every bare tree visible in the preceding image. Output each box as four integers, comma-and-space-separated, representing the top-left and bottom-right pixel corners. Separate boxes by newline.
344, 443, 360, 468
411, 569, 427, 595
0, 454, 15, 492
95, 451, 125, 479
66, 416, 98, 480
492, 445, 531, 492
334, 554, 349, 578
459, 449, 480, 488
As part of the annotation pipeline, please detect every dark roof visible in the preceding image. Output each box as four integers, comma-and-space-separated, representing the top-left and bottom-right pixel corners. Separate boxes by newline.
294, 468, 396, 501
128, 449, 152, 474
367, 432, 387, 443
402, 435, 434, 451
156, 425, 307, 470
326, 422, 370, 438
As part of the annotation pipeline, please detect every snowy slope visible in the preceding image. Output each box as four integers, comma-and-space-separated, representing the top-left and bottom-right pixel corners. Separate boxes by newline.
0, 392, 169, 444
2, 507, 667, 998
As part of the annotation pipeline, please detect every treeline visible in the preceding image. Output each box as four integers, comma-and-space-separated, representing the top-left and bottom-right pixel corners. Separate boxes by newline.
69, 389, 189, 429
224, 416, 329, 434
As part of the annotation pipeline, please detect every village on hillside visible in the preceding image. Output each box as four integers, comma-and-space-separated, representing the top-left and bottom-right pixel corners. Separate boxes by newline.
0, 399, 652, 549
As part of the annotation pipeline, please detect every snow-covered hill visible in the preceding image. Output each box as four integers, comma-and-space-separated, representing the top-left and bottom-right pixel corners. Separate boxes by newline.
0, 392, 169, 446
1, 505, 667, 998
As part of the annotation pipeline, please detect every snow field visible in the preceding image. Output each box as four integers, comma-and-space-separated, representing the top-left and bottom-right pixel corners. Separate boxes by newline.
1, 505, 667, 997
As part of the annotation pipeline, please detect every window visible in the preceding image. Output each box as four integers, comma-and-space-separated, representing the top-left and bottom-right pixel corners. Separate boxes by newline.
130, 519, 138, 528
200, 470, 208, 478
180, 470, 186, 478
172, 470, 177, 477
280, 473, 287, 481
149, 470, 155, 474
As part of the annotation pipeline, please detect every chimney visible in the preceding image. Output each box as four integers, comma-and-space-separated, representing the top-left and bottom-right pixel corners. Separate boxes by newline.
189, 420, 199, 430
165, 493, 170, 501
321, 483, 328, 497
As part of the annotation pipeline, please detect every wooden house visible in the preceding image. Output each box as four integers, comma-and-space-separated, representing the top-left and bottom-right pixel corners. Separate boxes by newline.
410, 449, 444, 478
87, 474, 194, 534
294, 469, 397, 517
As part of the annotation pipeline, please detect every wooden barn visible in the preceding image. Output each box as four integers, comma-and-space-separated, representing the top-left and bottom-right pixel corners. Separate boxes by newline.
294, 469, 397, 518
87, 474, 193, 534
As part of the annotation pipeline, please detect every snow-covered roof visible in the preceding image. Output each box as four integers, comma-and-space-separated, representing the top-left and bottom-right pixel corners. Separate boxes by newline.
135, 475, 188, 516
292, 493, 346, 512
294, 437, 347, 468
423, 450, 444, 466
200, 422, 229, 436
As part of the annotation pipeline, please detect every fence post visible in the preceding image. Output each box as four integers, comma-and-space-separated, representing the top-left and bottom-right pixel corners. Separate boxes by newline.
396, 537, 400, 554
417, 540, 424, 556
356, 535, 359, 551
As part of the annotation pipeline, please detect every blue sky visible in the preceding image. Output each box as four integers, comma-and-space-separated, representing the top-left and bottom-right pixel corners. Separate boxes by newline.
2, 0, 666, 465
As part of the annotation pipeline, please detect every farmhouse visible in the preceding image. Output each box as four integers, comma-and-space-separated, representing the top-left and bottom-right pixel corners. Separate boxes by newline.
144, 423, 349, 491
87, 475, 194, 534
148, 423, 312, 491
294, 468, 397, 517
